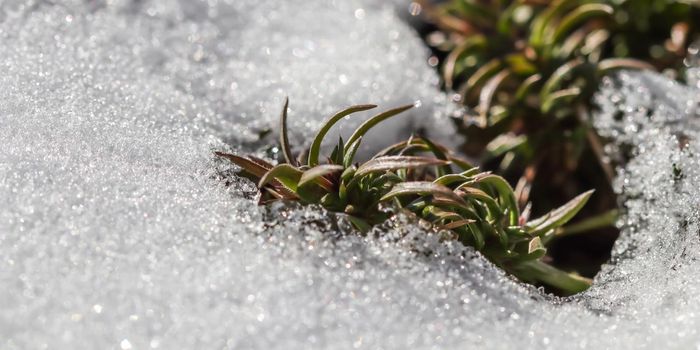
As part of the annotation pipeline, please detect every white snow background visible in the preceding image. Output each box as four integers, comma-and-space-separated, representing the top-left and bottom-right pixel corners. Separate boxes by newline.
2, 0, 700, 349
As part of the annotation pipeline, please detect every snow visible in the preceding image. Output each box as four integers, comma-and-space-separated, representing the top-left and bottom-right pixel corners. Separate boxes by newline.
2, 0, 700, 349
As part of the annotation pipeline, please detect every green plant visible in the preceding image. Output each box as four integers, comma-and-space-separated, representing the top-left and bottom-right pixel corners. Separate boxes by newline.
420, 0, 700, 187
217, 99, 594, 294
413, 0, 699, 277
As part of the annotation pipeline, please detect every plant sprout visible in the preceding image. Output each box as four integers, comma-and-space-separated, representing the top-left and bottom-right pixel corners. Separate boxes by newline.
217, 98, 594, 294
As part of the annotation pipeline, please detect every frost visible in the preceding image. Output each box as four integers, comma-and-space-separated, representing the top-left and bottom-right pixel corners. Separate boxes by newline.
2, 0, 700, 349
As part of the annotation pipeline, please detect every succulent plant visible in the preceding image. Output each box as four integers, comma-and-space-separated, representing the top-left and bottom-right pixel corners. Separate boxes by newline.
217, 99, 594, 294
419, 0, 700, 182
413, 0, 699, 276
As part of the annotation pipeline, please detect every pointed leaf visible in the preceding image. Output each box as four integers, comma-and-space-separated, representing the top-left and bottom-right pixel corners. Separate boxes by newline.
526, 189, 594, 235
308, 104, 377, 167
215, 152, 270, 179
541, 87, 581, 114
425, 206, 463, 223
347, 215, 372, 233
298, 165, 343, 191
343, 137, 363, 168
441, 219, 476, 230
278, 97, 298, 166
381, 182, 467, 206
597, 58, 655, 74
559, 28, 588, 59
455, 186, 501, 217
356, 156, 448, 177
528, 237, 546, 255
515, 260, 591, 295
448, 155, 475, 171
581, 29, 610, 55
345, 104, 414, 150
420, 137, 452, 177
258, 164, 303, 192
540, 58, 584, 99
505, 54, 537, 75
461, 59, 502, 102
530, 0, 576, 47
434, 174, 472, 186
550, 4, 613, 45
514, 74, 542, 102
475, 174, 519, 225
467, 222, 485, 250
247, 156, 274, 169
330, 136, 345, 165
443, 35, 487, 89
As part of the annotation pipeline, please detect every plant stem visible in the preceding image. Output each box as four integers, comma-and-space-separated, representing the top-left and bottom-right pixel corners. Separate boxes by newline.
515, 260, 592, 295
553, 209, 618, 239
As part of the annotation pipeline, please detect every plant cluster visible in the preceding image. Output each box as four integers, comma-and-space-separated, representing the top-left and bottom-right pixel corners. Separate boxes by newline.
421, 0, 699, 164
414, 0, 700, 276
217, 99, 593, 294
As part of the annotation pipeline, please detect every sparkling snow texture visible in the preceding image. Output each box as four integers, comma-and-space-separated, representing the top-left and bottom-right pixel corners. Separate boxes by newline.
2, 1, 700, 349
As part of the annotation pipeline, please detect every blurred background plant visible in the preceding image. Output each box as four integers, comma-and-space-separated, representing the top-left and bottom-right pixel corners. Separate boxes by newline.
410, 0, 700, 278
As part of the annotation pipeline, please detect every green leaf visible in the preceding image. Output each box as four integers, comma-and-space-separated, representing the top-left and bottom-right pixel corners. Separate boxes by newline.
278, 97, 298, 166
420, 137, 452, 177
478, 69, 512, 124
496, 3, 521, 35
461, 58, 502, 102
215, 152, 270, 179
443, 35, 487, 89
530, 0, 576, 48
257, 164, 303, 192
433, 173, 472, 186
514, 74, 542, 102
466, 222, 485, 250
541, 87, 581, 114
514, 260, 591, 295
345, 104, 414, 151
540, 58, 584, 100
441, 219, 475, 230
452, 0, 497, 26
550, 4, 613, 45
551, 209, 618, 241
558, 28, 588, 59
474, 174, 519, 226
329, 136, 345, 165
454, 186, 501, 218
485, 134, 527, 158
580, 29, 609, 56
424, 205, 462, 223
505, 54, 537, 75
542, 87, 581, 114
381, 182, 467, 206
320, 192, 342, 209
527, 237, 546, 259
343, 137, 363, 168
526, 189, 594, 235
356, 156, 448, 177
597, 58, 655, 74
308, 104, 377, 167
447, 155, 475, 171
298, 165, 343, 191
347, 215, 372, 233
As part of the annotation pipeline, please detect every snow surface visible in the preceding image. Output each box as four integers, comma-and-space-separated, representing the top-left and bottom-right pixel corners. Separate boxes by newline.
2, 0, 700, 349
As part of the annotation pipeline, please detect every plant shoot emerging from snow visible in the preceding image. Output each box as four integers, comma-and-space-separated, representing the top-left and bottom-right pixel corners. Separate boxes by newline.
217, 99, 594, 294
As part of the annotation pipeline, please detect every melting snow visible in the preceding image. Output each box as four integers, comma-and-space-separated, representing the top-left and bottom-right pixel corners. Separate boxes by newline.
2, 0, 700, 349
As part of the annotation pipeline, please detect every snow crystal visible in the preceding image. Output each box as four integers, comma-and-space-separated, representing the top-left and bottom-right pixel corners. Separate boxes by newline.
3, 0, 700, 349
